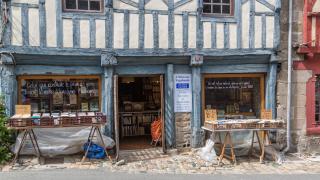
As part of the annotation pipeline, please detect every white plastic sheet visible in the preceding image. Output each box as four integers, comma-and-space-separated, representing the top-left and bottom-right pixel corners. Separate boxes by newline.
13, 127, 115, 157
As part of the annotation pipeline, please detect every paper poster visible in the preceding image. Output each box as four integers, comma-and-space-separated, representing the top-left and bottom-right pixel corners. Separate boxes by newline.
53, 92, 63, 105
69, 94, 77, 105
174, 74, 192, 112
204, 109, 217, 122
81, 103, 89, 112
261, 110, 272, 119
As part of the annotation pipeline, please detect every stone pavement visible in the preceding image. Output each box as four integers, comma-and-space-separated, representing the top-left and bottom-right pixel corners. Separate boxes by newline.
1, 148, 320, 174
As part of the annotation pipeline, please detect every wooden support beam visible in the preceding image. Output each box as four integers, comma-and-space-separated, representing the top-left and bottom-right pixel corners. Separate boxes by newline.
224, 23, 230, 49
165, 64, 175, 147
106, 8, 114, 49
90, 18, 96, 49
39, 0, 46, 48
73, 18, 80, 48
153, 11, 159, 49
191, 64, 202, 148
103, 67, 114, 137
249, 0, 255, 49
21, 4, 29, 46
183, 12, 189, 49
262, 14, 266, 49
56, 0, 63, 48
211, 22, 216, 49
123, 10, 130, 49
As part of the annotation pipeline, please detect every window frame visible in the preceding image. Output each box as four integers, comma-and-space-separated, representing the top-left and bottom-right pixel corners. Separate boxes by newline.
62, 0, 104, 13
201, 73, 266, 123
306, 75, 320, 135
202, 0, 235, 17
17, 75, 102, 113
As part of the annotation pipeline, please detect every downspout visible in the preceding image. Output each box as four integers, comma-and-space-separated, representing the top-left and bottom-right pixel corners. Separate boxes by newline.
284, 0, 293, 153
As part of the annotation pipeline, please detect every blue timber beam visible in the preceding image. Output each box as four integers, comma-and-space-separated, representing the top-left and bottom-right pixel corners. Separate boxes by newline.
103, 66, 115, 137
190, 54, 203, 148
2, 46, 274, 57
21, 4, 29, 47
39, 0, 46, 48
0, 53, 16, 116
138, 0, 145, 49
101, 53, 117, 137
165, 64, 175, 148
266, 54, 278, 119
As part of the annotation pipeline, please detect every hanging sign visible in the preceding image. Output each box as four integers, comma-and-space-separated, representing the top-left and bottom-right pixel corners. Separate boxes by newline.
174, 74, 192, 112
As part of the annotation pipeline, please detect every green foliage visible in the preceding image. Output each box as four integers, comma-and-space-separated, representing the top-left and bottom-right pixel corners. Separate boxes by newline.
0, 95, 14, 164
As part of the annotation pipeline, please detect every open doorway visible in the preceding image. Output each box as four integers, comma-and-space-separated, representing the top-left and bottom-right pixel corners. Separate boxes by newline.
117, 76, 163, 150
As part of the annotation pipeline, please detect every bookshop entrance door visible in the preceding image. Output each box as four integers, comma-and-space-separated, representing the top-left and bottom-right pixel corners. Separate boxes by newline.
114, 75, 165, 153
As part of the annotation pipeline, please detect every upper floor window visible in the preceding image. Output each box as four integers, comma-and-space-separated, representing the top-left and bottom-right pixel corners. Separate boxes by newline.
203, 0, 234, 16
63, 0, 104, 13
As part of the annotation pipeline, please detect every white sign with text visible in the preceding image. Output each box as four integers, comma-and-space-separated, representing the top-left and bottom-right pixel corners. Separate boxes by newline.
174, 74, 192, 112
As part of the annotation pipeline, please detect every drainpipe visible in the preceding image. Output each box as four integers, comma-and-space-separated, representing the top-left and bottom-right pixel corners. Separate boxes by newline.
284, 0, 293, 153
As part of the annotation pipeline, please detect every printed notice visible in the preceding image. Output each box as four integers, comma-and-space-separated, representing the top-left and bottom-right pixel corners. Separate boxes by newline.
174, 74, 192, 112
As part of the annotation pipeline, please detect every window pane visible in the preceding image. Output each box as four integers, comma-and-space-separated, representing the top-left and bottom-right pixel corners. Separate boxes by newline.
203, 4, 212, 13
90, 1, 101, 11
212, 5, 221, 13
205, 77, 261, 118
222, 5, 230, 14
203, 0, 211, 3
65, 0, 76, 9
212, 0, 221, 3
20, 78, 100, 113
79, 0, 89, 10
222, 0, 230, 3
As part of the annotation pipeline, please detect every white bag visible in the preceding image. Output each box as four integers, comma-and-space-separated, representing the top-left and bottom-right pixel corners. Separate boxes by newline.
198, 139, 217, 163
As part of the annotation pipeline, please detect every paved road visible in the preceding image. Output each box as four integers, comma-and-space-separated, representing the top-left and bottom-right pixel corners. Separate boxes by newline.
1, 169, 319, 180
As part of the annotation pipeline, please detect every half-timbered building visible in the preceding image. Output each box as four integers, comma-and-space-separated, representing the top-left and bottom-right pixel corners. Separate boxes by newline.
0, 0, 281, 150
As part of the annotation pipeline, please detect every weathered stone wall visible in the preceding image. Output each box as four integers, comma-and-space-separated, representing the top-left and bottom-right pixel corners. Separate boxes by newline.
277, 0, 320, 154
175, 113, 191, 148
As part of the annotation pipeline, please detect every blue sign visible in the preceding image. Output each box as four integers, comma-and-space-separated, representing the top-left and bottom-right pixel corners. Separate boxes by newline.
176, 83, 189, 89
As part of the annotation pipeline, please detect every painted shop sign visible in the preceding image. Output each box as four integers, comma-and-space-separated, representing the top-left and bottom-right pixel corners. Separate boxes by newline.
206, 80, 254, 90
174, 74, 192, 113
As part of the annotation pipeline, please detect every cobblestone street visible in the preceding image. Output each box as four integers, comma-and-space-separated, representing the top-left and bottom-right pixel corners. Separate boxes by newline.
1, 148, 320, 175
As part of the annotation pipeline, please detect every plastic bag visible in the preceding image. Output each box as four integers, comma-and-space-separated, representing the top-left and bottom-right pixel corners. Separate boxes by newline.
12, 127, 115, 157
198, 139, 217, 163
83, 140, 106, 159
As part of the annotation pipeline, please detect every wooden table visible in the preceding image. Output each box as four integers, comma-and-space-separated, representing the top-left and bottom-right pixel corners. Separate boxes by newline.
202, 126, 279, 165
8, 113, 113, 164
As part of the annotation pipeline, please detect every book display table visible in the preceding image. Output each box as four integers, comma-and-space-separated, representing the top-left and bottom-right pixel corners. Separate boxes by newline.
202, 119, 285, 165
8, 112, 112, 164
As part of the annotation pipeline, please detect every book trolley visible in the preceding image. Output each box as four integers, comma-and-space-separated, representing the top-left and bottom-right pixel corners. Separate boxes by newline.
7, 105, 112, 164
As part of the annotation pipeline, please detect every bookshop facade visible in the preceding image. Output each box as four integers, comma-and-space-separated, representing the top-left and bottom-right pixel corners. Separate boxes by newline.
0, 53, 278, 150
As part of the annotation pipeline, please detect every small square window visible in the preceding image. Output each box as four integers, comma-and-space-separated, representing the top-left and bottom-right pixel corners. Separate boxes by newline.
90, 1, 101, 11
63, 0, 103, 13
203, 0, 233, 16
66, 0, 76, 9
78, 0, 89, 10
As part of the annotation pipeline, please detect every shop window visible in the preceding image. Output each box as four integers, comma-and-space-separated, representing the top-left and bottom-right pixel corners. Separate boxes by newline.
203, 0, 234, 16
203, 74, 264, 120
315, 76, 320, 127
18, 76, 101, 113
63, 0, 103, 12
